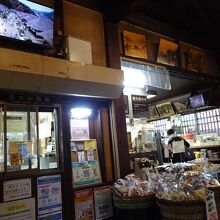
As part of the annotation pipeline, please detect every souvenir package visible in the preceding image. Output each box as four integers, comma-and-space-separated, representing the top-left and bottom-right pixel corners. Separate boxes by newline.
112, 174, 155, 198
156, 169, 220, 201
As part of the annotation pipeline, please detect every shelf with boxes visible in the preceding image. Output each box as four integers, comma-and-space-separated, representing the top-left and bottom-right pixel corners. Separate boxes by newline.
191, 145, 220, 163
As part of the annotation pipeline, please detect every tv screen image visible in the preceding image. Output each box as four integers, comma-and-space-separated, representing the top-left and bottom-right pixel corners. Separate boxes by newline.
189, 94, 205, 108
0, 0, 54, 47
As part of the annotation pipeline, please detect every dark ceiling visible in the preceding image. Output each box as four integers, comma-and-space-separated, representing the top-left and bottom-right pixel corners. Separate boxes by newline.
70, 0, 220, 52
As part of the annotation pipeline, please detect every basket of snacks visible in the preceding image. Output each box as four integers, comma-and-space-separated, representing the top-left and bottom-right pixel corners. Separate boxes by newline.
112, 174, 156, 210
155, 170, 213, 220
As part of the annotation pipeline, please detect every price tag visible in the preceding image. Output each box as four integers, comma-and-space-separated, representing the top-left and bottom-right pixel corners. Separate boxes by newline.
206, 191, 218, 220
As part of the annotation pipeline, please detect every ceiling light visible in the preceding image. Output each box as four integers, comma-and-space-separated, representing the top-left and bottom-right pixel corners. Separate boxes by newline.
146, 90, 157, 99
71, 108, 92, 119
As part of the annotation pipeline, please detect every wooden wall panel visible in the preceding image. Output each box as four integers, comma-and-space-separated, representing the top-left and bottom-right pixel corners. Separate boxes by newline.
32, 0, 53, 7
63, 1, 106, 67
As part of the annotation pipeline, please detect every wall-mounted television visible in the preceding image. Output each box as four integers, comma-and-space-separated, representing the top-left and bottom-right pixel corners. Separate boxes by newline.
0, 0, 54, 47
189, 94, 205, 108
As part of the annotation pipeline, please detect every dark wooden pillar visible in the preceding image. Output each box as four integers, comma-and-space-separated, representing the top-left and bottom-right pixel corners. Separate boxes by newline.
104, 20, 130, 177
61, 104, 75, 220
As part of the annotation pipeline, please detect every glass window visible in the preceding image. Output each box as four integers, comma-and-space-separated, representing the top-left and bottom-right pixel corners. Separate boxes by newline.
6, 107, 37, 172
0, 107, 4, 172
38, 107, 59, 170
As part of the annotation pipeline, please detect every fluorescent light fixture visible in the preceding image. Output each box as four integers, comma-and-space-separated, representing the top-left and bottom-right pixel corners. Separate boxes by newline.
71, 108, 92, 119
122, 66, 146, 88
146, 90, 157, 99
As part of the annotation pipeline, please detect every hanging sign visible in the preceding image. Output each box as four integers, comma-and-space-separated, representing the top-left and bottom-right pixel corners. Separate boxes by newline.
131, 95, 148, 118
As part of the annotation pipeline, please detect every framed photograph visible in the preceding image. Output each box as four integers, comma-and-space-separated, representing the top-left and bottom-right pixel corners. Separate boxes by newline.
157, 38, 178, 66
123, 95, 129, 114
187, 48, 205, 72
172, 99, 189, 114
156, 102, 175, 117
147, 106, 159, 120
122, 30, 147, 59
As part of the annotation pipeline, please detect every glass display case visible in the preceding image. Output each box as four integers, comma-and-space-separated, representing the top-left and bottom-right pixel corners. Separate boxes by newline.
0, 104, 61, 173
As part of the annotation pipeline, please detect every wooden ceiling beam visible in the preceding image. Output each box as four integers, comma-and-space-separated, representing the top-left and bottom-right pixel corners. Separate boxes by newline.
192, 0, 210, 27
67, 0, 101, 11
100, 0, 148, 22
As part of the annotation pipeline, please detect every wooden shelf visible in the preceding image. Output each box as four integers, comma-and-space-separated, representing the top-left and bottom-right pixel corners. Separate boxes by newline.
208, 158, 220, 162
129, 151, 157, 159
191, 145, 220, 149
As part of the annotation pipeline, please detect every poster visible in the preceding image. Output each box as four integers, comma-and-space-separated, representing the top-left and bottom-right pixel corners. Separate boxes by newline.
157, 38, 178, 66
74, 189, 94, 220
37, 175, 62, 215
94, 186, 113, 220
38, 211, 62, 220
70, 119, 89, 140
4, 178, 31, 202
0, 198, 35, 220
187, 48, 205, 72
7, 115, 27, 133
123, 30, 147, 59
72, 160, 102, 187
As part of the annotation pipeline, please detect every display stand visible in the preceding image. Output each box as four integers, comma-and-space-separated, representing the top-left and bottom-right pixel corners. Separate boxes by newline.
71, 139, 102, 188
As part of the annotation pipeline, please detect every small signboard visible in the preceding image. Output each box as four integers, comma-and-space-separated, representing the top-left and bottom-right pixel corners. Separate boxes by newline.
131, 95, 148, 118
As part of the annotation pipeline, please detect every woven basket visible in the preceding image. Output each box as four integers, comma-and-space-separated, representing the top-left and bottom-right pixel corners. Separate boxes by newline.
157, 197, 206, 220
113, 193, 156, 210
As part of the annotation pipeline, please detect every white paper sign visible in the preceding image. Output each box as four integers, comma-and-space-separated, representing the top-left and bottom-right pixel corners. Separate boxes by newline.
38, 211, 62, 220
0, 198, 35, 220
94, 186, 113, 220
172, 140, 185, 154
37, 175, 62, 215
206, 192, 218, 220
4, 178, 31, 202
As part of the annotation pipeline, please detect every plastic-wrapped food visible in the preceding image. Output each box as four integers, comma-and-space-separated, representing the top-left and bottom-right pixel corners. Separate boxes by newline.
112, 174, 155, 198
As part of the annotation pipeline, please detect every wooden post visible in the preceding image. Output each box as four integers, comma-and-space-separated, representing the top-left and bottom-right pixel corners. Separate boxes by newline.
104, 20, 130, 177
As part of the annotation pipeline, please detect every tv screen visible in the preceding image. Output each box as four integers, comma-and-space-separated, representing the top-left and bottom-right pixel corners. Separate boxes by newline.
0, 0, 54, 47
189, 94, 205, 108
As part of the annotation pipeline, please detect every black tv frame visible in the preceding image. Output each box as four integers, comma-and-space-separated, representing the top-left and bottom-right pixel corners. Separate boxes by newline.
0, 0, 55, 51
